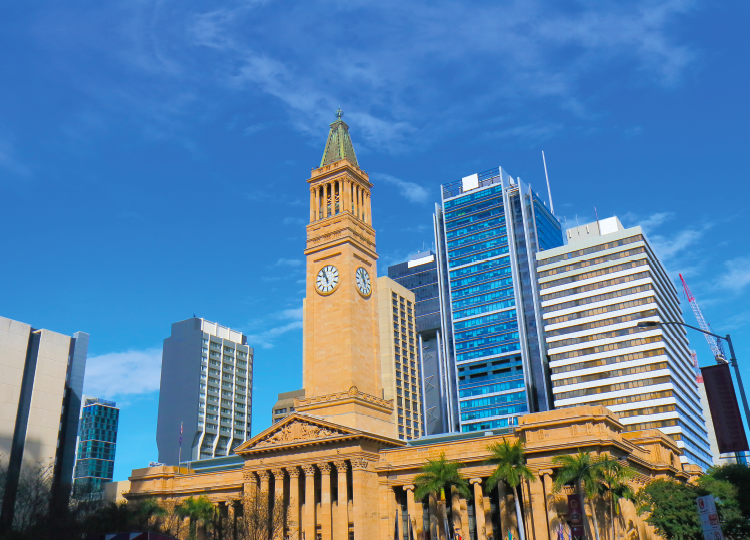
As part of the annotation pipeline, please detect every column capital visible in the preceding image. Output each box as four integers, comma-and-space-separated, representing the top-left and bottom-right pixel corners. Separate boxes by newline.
404, 484, 415, 492
301, 464, 316, 476
469, 478, 483, 486
333, 460, 348, 472
257, 470, 269, 481
242, 470, 255, 481
350, 457, 370, 470
271, 468, 285, 479
224, 500, 233, 507
538, 469, 554, 478
318, 462, 332, 474
287, 465, 301, 478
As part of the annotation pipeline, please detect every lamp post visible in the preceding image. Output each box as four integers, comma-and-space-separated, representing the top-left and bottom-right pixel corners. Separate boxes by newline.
637, 320, 750, 458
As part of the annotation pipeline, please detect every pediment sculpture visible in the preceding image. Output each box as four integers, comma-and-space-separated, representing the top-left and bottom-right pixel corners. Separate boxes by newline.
253, 420, 347, 448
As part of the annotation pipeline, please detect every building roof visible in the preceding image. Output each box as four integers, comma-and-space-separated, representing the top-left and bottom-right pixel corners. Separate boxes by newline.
320, 108, 358, 167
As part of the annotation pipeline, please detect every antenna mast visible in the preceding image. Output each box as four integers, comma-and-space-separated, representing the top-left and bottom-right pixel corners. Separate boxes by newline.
542, 151, 555, 214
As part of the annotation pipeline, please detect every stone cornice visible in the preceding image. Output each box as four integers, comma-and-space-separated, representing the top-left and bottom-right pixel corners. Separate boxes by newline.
296, 386, 393, 414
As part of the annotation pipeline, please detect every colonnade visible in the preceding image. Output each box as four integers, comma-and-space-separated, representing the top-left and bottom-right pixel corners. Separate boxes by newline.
385, 470, 561, 540
237, 458, 370, 540
310, 178, 371, 224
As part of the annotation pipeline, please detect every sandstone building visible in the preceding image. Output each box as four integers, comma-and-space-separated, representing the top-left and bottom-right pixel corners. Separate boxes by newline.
125, 111, 698, 540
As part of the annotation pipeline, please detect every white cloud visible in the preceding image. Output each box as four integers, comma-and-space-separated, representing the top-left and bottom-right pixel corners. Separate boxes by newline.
717, 257, 750, 292
244, 305, 303, 348
622, 211, 675, 234
372, 173, 430, 204
83, 348, 162, 398
274, 258, 303, 267
649, 227, 707, 263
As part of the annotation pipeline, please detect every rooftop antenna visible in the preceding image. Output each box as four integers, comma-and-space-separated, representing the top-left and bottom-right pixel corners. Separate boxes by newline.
542, 151, 555, 214
594, 207, 601, 234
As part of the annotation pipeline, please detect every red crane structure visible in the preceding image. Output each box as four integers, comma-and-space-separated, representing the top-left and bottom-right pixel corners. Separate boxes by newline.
679, 273, 727, 362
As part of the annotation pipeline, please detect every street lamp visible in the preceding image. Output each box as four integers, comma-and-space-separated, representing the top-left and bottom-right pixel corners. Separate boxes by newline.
637, 320, 750, 454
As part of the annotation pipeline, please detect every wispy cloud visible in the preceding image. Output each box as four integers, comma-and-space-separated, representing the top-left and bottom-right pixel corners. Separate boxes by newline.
83, 348, 162, 398
54, 0, 698, 153
717, 257, 750, 292
243, 305, 303, 349
372, 173, 430, 204
274, 257, 303, 267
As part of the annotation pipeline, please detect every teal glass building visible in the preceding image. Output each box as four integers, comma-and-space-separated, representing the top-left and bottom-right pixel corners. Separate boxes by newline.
73, 397, 119, 495
436, 167, 563, 433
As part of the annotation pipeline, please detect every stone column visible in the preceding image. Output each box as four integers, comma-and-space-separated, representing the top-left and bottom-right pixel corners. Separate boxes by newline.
310, 188, 315, 222
451, 487, 462, 540
540, 470, 559, 540
428, 493, 441, 540
225, 500, 236, 540
404, 485, 417, 539
258, 470, 270, 496
482, 482, 494, 540
243, 469, 257, 499
355, 186, 360, 219
319, 463, 333, 540
302, 464, 316, 540
271, 468, 286, 540
471, 479, 487, 540
366, 192, 371, 224
351, 458, 372, 540
521, 480, 534, 540
497, 481, 515, 540
287, 466, 301, 540
380, 483, 397, 540
334, 460, 349, 540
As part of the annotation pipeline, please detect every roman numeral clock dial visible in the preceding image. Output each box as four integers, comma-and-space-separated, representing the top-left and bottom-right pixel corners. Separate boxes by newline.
356, 267, 371, 297
315, 265, 339, 295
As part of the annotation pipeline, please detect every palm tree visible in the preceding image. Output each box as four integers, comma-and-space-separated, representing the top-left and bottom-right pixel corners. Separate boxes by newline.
597, 458, 635, 540
175, 495, 215, 540
414, 451, 471, 540
552, 450, 602, 540
484, 439, 535, 540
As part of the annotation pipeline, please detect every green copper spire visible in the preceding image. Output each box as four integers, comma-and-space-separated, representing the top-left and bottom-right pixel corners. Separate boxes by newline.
320, 108, 359, 167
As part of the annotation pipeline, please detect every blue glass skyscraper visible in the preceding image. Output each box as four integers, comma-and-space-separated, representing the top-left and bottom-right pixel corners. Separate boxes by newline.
436, 168, 563, 433
73, 397, 119, 496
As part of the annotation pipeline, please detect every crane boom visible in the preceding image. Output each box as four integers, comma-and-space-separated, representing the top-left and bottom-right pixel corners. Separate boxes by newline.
679, 273, 727, 361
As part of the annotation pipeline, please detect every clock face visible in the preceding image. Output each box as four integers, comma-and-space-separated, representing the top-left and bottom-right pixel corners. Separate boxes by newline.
316, 265, 339, 295
355, 267, 371, 297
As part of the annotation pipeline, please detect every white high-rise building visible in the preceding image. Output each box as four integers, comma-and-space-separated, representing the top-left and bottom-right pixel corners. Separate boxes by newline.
536, 217, 713, 470
157, 317, 253, 464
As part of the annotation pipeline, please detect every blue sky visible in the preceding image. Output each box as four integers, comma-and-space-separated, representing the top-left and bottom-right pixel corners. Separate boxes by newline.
1, 0, 749, 481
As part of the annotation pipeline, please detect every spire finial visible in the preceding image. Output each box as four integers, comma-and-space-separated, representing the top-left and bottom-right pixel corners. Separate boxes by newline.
335, 107, 343, 120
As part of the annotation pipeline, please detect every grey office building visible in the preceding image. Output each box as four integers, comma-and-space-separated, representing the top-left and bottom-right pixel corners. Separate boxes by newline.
0, 316, 88, 529
388, 251, 450, 435
157, 318, 253, 465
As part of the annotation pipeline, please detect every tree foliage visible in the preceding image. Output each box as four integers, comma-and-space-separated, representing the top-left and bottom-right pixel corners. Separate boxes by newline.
413, 451, 470, 502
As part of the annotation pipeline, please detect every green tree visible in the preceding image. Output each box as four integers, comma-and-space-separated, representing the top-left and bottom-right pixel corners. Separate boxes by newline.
175, 495, 216, 540
596, 457, 635, 540
552, 450, 602, 540
484, 439, 535, 540
414, 451, 471, 539
636, 479, 702, 540
700, 464, 750, 520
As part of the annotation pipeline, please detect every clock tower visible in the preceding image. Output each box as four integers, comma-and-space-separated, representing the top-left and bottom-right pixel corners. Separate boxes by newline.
295, 109, 396, 438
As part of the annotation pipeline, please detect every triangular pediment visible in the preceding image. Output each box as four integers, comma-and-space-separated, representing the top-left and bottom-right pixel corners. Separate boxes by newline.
235, 413, 363, 453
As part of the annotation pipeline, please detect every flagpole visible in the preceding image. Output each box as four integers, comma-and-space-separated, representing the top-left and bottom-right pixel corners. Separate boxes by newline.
178, 421, 183, 470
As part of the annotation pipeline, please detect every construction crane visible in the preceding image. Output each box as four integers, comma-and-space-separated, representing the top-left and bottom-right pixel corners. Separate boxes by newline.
679, 273, 727, 362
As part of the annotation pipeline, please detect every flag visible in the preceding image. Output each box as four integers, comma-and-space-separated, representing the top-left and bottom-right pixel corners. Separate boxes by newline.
558, 524, 564, 540
443, 512, 452, 540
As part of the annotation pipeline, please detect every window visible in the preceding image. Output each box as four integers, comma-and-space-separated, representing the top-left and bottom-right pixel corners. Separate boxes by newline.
274, 408, 287, 414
